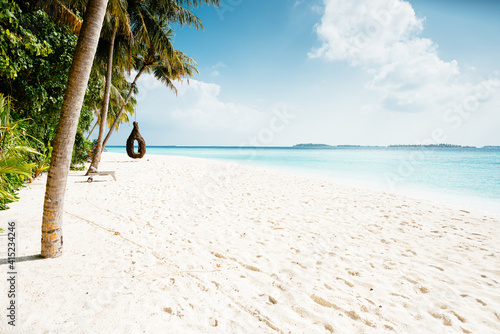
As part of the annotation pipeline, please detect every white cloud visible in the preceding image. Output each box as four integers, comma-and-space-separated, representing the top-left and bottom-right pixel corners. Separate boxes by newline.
207, 62, 226, 77
310, 0, 500, 113
293, 0, 323, 14
109, 75, 295, 146
310, 0, 423, 64
169, 79, 267, 132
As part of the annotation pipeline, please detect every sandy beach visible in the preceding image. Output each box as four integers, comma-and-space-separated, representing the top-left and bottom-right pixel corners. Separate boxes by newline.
1, 152, 499, 333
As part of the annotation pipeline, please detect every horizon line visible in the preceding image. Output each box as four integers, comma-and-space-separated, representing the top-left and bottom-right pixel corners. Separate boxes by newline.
106, 144, 500, 149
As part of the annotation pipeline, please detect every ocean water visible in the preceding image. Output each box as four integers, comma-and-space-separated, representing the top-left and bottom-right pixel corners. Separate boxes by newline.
106, 146, 500, 214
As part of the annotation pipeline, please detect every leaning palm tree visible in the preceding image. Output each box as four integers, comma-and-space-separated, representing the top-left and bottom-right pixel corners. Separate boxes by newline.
85, 72, 138, 140
107, 72, 138, 128
84, 61, 135, 140
86, 118, 99, 141
102, 47, 198, 149
89, 0, 218, 171
87, 0, 132, 173
41, 0, 108, 258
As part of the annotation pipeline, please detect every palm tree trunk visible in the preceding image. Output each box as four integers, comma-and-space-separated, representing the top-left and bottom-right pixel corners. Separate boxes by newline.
87, 24, 117, 174
41, 0, 108, 258
86, 119, 99, 140
102, 66, 145, 149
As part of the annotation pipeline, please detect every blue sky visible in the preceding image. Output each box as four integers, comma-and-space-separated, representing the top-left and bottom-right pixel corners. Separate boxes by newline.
104, 0, 500, 147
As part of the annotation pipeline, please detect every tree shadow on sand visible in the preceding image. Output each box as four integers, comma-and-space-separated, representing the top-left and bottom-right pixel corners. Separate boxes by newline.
0, 254, 44, 265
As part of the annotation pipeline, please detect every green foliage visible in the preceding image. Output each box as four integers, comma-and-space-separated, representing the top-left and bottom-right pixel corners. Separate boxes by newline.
0, 1, 52, 79
33, 142, 52, 178
0, 3, 101, 166
72, 131, 93, 167
0, 94, 38, 210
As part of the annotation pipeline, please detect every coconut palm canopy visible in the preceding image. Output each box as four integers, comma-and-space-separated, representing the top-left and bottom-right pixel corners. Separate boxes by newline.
87, 0, 217, 172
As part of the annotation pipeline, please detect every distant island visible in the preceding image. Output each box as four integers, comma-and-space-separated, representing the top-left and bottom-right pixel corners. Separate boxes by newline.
293, 143, 500, 149
293, 143, 383, 149
388, 144, 476, 148
293, 143, 334, 148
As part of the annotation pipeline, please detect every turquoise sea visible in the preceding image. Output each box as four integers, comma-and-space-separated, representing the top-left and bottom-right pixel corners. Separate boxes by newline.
106, 146, 500, 214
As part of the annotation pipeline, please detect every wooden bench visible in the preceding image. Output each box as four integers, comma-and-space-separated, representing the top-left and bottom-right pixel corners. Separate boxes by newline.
87, 171, 116, 183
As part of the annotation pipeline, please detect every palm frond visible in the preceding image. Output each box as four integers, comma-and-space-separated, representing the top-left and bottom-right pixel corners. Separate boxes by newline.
151, 0, 219, 10
36, 0, 82, 35
149, 2, 204, 29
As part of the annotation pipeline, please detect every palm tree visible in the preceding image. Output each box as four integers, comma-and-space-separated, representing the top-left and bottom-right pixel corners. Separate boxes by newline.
41, 0, 108, 258
90, 0, 218, 170
87, 0, 131, 173
85, 70, 138, 140
86, 119, 99, 140
107, 71, 138, 129
102, 47, 197, 149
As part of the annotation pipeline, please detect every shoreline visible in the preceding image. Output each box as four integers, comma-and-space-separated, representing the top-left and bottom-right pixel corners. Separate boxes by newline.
1, 152, 499, 332
107, 147, 500, 216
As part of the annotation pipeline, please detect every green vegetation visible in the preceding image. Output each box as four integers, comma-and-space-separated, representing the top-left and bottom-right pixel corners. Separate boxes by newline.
0, 1, 52, 79
88, 0, 210, 172
1, 2, 99, 165
0, 94, 40, 210
0, 1, 97, 209
1, 0, 219, 220
388, 144, 476, 148
293, 143, 334, 148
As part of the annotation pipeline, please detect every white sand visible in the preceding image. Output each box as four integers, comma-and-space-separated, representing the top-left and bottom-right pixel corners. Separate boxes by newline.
1, 152, 499, 333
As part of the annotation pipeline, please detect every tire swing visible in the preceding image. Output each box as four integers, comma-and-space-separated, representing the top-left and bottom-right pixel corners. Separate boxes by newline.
126, 121, 146, 159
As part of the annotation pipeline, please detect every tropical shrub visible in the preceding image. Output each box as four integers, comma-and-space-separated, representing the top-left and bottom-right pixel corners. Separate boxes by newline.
0, 94, 38, 210
0, 2, 100, 166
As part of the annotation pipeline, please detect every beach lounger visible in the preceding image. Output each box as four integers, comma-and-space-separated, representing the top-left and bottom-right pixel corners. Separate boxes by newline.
87, 171, 116, 183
